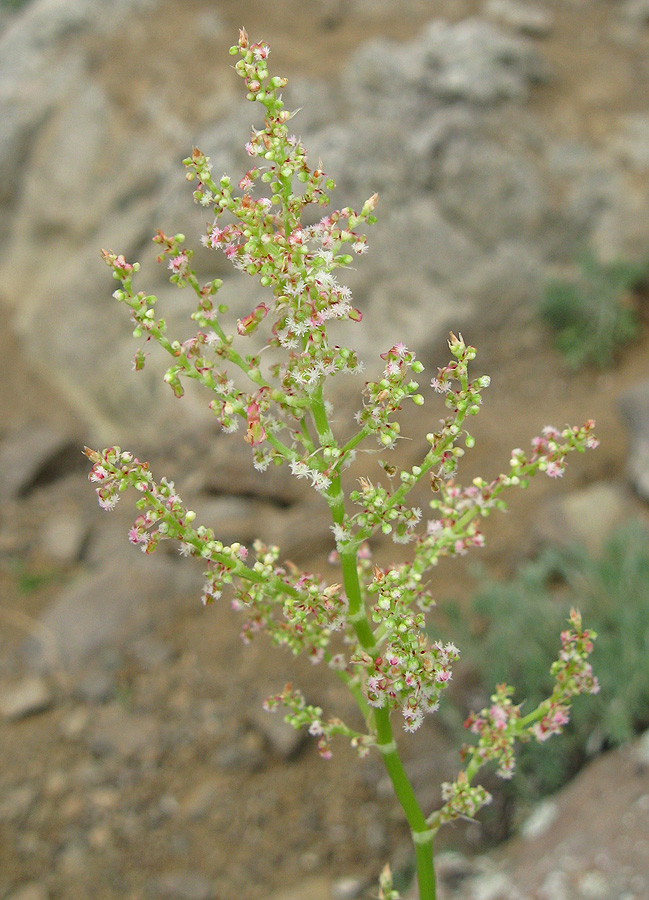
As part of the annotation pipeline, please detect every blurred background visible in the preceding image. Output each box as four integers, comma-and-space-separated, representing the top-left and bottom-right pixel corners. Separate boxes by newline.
1, 1, 649, 899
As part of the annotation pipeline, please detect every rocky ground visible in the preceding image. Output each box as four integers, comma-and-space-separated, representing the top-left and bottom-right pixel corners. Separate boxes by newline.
2, 1, 649, 900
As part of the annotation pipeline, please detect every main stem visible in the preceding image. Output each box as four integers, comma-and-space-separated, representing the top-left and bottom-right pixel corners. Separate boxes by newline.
309, 387, 436, 899
342, 548, 436, 900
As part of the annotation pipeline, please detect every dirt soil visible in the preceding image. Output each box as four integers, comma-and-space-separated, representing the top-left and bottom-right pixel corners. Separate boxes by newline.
2, 2, 649, 899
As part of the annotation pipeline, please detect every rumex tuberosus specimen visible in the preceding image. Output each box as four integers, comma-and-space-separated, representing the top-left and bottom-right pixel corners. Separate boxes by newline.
87, 30, 599, 900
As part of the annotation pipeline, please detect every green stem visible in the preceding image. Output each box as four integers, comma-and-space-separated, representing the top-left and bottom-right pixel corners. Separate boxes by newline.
307, 384, 437, 899
345, 563, 436, 898
375, 708, 436, 899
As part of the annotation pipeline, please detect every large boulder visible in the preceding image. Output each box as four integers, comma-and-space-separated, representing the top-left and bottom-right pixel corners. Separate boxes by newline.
2, 5, 649, 445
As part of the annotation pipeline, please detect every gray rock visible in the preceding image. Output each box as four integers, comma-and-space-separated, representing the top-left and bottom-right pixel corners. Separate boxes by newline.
362, 813, 387, 853
0, 1, 190, 447
565, 164, 621, 236
533, 481, 636, 555
622, 0, 649, 24
40, 511, 88, 563
374, 199, 483, 285
194, 433, 311, 506
213, 729, 265, 772
304, 116, 410, 204
21, 556, 201, 672
436, 138, 546, 249
59, 705, 90, 740
186, 495, 264, 544
435, 851, 479, 890
0, 676, 53, 720
0, 784, 38, 824
455, 240, 545, 330
546, 139, 597, 180
72, 668, 116, 704
361, 274, 467, 361
618, 379, 649, 501
341, 37, 425, 118
418, 18, 548, 105
331, 876, 367, 900
539, 870, 570, 900
589, 178, 649, 262
267, 879, 330, 900
152, 871, 217, 900
4, 883, 49, 900
0, 425, 74, 500
0, 0, 158, 222
0, 21, 83, 220
484, 0, 554, 37
88, 702, 161, 760
576, 871, 611, 900
519, 799, 559, 840
612, 114, 649, 170
341, 17, 547, 116
248, 703, 306, 760
180, 778, 221, 820
129, 635, 175, 669
471, 870, 519, 900
157, 793, 180, 819
55, 838, 89, 876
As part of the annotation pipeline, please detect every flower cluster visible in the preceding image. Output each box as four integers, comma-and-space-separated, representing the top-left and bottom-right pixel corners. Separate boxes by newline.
89, 32, 601, 900
531, 608, 599, 742
232, 551, 350, 662
425, 611, 599, 836
462, 684, 522, 780
183, 31, 377, 380
436, 771, 493, 826
378, 864, 400, 900
350, 477, 423, 544
346, 565, 457, 731
355, 344, 425, 448
511, 422, 599, 482
263, 683, 369, 759
412, 417, 599, 573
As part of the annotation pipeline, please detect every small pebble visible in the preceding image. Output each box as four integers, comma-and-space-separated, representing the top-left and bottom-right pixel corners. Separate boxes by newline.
152, 871, 216, 900
331, 876, 367, 900
0, 676, 53, 720
5, 883, 49, 900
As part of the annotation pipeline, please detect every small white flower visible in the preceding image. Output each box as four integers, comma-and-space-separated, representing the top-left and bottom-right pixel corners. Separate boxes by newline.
311, 471, 331, 492
289, 459, 310, 479
331, 523, 350, 544
97, 493, 119, 511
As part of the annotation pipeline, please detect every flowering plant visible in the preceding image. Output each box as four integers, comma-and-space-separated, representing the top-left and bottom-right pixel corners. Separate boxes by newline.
86, 30, 599, 900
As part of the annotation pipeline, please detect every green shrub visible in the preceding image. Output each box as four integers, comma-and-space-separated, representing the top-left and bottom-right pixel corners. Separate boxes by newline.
540, 251, 648, 369
442, 520, 649, 811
